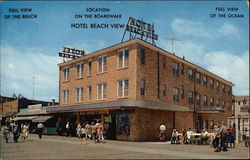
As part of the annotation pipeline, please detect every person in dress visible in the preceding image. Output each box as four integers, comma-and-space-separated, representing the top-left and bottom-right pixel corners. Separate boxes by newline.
76, 123, 82, 139
85, 122, 91, 140
98, 122, 105, 143
159, 124, 166, 142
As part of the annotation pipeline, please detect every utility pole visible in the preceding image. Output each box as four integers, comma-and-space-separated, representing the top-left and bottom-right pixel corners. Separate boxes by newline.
166, 37, 181, 54
32, 75, 37, 100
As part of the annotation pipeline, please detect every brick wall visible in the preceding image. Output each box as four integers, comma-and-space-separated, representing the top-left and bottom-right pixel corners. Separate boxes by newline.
0, 99, 18, 114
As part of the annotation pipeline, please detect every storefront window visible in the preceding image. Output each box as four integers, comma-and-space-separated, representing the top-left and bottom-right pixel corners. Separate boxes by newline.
117, 113, 130, 136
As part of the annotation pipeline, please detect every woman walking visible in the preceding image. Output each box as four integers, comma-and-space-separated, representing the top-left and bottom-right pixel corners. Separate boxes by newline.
2, 123, 11, 143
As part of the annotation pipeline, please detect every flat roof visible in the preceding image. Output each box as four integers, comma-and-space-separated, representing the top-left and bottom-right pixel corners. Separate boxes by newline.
58, 38, 234, 87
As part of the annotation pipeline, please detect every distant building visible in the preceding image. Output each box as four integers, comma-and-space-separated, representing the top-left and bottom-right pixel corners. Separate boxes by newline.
228, 96, 249, 143
48, 38, 234, 141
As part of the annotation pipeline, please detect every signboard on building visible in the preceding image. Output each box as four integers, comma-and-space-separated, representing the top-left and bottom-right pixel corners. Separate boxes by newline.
28, 104, 42, 112
121, 16, 158, 45
58, 46, 86, 60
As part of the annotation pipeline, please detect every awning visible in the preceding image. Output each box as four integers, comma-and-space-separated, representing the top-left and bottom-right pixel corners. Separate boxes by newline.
32, 116, 53, 122
12, 116, 38, 121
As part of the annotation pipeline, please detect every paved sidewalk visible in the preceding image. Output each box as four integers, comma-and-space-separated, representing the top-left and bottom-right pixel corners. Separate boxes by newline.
1, 134, 249, 159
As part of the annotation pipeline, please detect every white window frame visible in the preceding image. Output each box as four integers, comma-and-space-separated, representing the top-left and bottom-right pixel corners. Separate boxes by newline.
63, 90, 69, 104
97, 55, 107, 73
173, 88, 179, 101
97, 83, 107, 100
76, 63, 84, 78
63, 67, 69, 81
117, 79, 129, 98
76, 87, 84, 102
117, 49, 129, 68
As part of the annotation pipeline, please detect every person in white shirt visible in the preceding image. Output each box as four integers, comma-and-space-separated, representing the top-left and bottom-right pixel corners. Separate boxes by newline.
65, 122, 70, 137
186, 128, 194, 144
201, 129, 209, 144
171, 129, 179, 144
159, 124, 166, 142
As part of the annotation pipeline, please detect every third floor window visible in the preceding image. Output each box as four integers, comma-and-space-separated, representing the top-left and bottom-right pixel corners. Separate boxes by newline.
203, 75, 207, 86
173, 62, 179, 76
76, 63, 84, 78
188, 69, 193, 80
98, 56, 107, 73
118, 49, 129, 68
210, 79, 214, 89
140, 48, 145, 64
203, 95, 207, 106
196, 72, 201, 84
63, 67, 69, 81
88, 61, 92, 76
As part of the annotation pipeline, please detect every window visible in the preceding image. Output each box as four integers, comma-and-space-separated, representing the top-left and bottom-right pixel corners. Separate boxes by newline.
118, 49, 129, 68
173, 62, 179, 75
97, 83, 107, 100
222, 100, 225, 109
162, 85, 166, 96
181, 89, 184, 99
88, 60, 92, 76
227, 86, 231, 95
140, 48, 145, 64
196, 93, 200, 105
210, 97, 214, 107
181, 63, 184, 74
210, 78, 214, 88
76, 63, 84, 78
63, 67, 69, 81
140, 80, 145, 96
216, 81, 220, 91
63, 90, 69, 104
222, 84, 225, 93
88, 86, 92, 100
117, 112, 130, 136
162, 57, 166, 68
188, 69, 193, 80
173, 88, 179, 101
196, 72, 201, 84
203, 75, 207, 86
216, 98, 220, 108
203, 96, 207, 106
98, 56, 107, 73
76, 88, 84, 102
228, 102, 231, 110
118, 79, 129, 97
188, 91, 193, 104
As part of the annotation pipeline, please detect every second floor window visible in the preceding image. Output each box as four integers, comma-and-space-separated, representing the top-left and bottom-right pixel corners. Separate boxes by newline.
222, 100, 225, 109
63, 67, 69, 81
76, 88, 84, 102
227, 86, 231, 95
222, 84, 225, 93
98, 56, 107, 73
118, 49, 129, 68
88, 86, 92, 100
181, 89, 184, 99
140, 80, 145, 96
196, 93, 200, 105
76, 63, 84, 78
63, 90, 69, 104
118, 79, 129, 97
97, 83, 107, 100
162, 85, 167, 96
88, 61, 92, 76
203, 75, 207, 86
216, 81, 220, 91
188, 91, 193, 104
216, 98, 220, 108
196, 72, 201, 84
188, 69, 193, 80
140, 48, 145, 64
173, 88, 179, 101
210, 97, 214, 107
173, 62, 179, 75
203, 96, 207, 106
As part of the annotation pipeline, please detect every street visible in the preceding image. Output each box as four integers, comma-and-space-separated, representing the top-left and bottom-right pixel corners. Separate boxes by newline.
1, 134, 249, 159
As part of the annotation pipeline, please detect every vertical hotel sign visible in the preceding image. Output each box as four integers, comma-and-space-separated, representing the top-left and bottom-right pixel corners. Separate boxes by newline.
122, 17, 158, 45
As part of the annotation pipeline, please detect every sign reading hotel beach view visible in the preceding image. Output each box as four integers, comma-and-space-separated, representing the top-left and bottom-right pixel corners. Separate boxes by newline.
58, 46, 86, 60
28, 104, 42, 112
122, 16, 158, 45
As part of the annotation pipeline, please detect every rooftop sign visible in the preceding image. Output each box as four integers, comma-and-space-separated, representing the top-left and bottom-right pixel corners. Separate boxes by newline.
121, 17, 158, 45
58, 46, 86, 61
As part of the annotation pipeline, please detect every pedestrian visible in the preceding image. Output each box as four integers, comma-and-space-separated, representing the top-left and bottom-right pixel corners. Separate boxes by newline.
85, 122, 91, 140
159, 124, 166, 142
180, 128, 187, 144
171, 129, 179, 144
215, 121, 228, 152
65, 122, 70, 137
213, 125, 220, 150
81, 123, 87, 144
98, 122, 105, 142
76, 123, 81, 139
201, 129, 209, 145
37, 122, 44, 139
2, 123, 11, 143
186, 128, 193, 144
95, 120, 101, 143
91, 122, 97, 142
12, 121, 20, 143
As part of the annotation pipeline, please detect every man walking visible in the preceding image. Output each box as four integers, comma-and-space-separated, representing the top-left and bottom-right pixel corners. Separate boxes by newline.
37, 122, 44, 139
65, 122, 70, 137
12, 121, 20, 143
215, 121, 228, 152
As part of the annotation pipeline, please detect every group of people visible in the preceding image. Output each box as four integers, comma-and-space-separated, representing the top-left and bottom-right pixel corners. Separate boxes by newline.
66, 120, 105, 144
2, 121, 44, 143
159, 121, 230, 152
